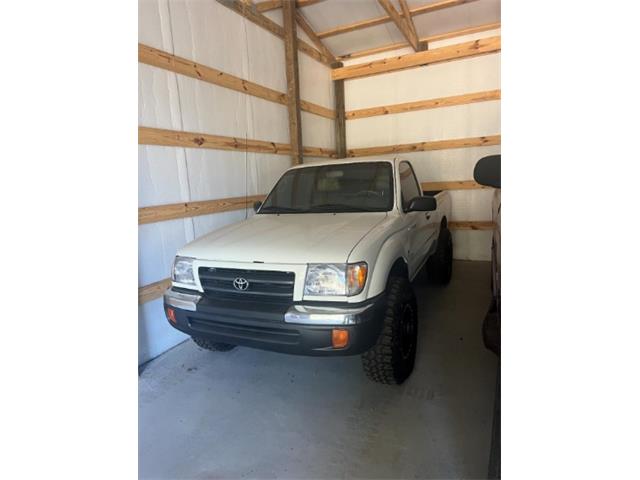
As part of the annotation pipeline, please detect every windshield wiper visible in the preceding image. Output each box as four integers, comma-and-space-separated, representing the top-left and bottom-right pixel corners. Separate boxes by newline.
309, 203, 371, 212
259, 205, 305, 213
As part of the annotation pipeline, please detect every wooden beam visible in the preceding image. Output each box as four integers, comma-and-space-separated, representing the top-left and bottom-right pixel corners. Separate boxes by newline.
139, 278, 172, 305
139, 194, 266, 225
139, 127, 336, 158
317, 0, 476, 39
332, 36, 501, 80
378, 0, 419, 51
299, 99, 335, 119
347, 135, 501, 157
283, 0, 303, 165
139, 43, 334, 119
332, 62, 346, 159
255, 0, 326, 13
421, 180, 489, 191
215, 0, 332, 66
346, 89, 501, 120
399, 0, 424, 50
337, 22, 501, 61
449, 221, 495, 230
295, 10, 336, 63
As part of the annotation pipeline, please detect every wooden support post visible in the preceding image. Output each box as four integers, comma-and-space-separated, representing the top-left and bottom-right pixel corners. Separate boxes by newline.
283, 0, 303, 165
332, 61, 346, 159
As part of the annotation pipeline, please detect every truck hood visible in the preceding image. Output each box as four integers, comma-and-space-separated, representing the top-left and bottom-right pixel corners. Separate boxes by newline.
179, 212, 387, 264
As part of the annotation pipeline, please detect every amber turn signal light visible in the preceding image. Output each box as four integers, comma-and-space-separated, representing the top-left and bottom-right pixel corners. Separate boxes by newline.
166, 307, 176, 324
332, 329, 349, 349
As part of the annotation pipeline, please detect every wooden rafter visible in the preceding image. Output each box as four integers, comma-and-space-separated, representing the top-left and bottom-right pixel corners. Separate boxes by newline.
317, 0, 477, 39
215, 0, 332, 66
378, 0, 419, 51
295, 10, 336, 63
255, 0, 326, 13
337, 22, 501, 61
332, 36, 501, 80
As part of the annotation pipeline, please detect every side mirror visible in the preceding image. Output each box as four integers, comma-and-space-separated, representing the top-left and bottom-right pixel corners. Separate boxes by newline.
473, 154, 501, 188
253, 201, 262, 213
407, 196, 437, 212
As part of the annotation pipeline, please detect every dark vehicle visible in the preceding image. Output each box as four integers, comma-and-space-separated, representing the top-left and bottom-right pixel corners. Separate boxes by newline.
474, 154, 500, 355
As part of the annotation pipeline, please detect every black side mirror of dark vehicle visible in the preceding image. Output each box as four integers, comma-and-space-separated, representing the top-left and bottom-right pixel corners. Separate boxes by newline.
253, 201, 262, 212
407, 196, 437, 212
474, 154, 501, 188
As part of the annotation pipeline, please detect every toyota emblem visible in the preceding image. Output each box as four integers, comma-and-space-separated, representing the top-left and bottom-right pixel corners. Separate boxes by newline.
233, 277, 249, 291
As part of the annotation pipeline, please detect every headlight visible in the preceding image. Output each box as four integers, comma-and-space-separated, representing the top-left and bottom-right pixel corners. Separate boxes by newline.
304, 262, 367, 297
172, 256, 196, 286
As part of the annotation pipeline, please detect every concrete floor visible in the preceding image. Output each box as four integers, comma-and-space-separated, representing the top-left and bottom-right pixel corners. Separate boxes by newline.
139, 260, 499, 479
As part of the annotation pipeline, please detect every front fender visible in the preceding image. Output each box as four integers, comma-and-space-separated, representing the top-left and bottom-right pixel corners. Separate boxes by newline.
365, 228, 409, 298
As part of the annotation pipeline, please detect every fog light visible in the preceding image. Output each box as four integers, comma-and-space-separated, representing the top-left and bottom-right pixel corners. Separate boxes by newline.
166, 307, 176, 324
332, 329, 349, 348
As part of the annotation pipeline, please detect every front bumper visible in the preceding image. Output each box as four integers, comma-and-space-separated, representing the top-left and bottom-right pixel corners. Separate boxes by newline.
163, 288, 386, 356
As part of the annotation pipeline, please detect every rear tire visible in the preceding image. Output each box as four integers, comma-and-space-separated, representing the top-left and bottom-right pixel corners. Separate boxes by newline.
427, 227, 453, 285
192, 336, 236, 352
362, 276, 418, 385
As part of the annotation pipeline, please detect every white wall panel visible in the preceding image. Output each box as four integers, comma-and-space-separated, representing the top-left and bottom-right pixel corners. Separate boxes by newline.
168, 0, 249, 79
138, 145, 185, 207
138, 64, 182, 130
345, 52, 501, 109
184, 149, 249, 202
138, 0, 173, 50
139, 300, 188, 364
302, 112, 335, 149
346, 101, 500, 148
138, 219, 190, 287
299, 51, 334, 109
247, 97, 290, 144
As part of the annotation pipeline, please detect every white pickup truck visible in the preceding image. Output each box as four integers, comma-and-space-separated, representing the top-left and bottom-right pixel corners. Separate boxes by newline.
164, 158, 452, 384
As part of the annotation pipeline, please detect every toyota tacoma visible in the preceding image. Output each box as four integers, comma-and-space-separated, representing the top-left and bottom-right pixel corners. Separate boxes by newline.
164, 158, 452, 384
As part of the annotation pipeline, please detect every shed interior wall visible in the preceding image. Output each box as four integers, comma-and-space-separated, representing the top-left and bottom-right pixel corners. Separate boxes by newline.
343, 28, 501, 260
138, 0, 335, 364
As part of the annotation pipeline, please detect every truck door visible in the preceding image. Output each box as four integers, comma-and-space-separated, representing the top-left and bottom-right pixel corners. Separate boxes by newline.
399, 161, 431, 277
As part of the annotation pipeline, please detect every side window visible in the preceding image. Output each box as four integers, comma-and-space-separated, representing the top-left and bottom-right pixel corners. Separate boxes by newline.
399, 162, 421, 211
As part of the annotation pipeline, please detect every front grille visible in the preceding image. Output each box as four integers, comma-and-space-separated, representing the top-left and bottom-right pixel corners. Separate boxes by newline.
188, 317, 300, 345
198, 267, 294, 303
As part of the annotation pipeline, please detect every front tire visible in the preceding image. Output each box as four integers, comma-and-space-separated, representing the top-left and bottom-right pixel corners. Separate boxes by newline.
192, 336, 236, 352
362, 276, 418, 385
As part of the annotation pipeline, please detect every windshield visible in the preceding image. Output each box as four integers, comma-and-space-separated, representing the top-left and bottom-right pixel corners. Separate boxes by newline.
259, 162, 394, 214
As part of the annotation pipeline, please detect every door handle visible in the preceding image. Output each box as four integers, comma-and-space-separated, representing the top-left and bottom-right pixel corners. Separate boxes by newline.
408, 223, 417, 231
425, 214, 431, 220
